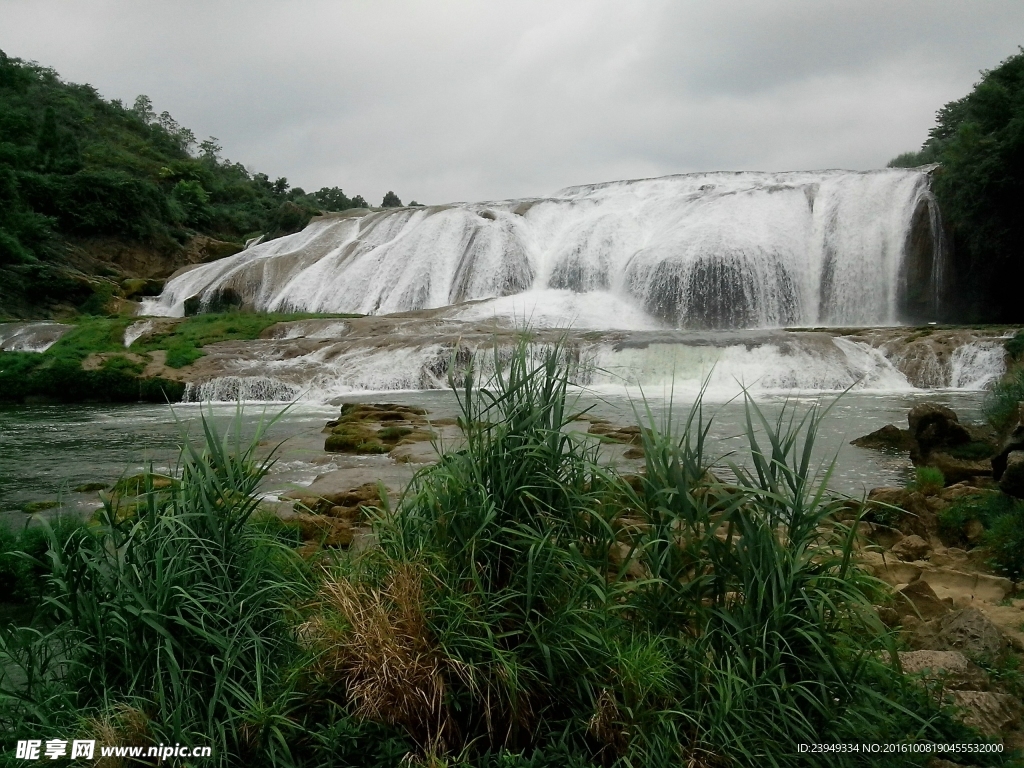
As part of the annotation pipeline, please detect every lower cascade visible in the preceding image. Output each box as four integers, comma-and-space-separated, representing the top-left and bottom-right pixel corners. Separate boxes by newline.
145, 168, 946, 329
176, 319, 1007, 402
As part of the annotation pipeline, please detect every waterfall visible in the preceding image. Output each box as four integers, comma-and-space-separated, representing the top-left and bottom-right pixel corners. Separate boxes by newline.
0, 322, 72, 353
143, 169, 945, 329
174, 324, 1006, 403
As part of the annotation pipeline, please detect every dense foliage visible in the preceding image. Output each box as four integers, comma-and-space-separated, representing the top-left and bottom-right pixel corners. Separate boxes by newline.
0, 49, 387, 314
889, 48, 1024, 321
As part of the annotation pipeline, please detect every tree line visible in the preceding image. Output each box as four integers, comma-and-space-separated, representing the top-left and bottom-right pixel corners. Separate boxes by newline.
889, 47, 1024, 322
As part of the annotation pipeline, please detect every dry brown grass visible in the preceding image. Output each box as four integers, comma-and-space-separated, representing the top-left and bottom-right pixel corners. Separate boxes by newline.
300, 562, 456, 751
84, 704, 151, 768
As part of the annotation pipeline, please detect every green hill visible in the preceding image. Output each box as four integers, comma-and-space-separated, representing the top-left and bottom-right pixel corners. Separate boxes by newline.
0, 48, 376, 319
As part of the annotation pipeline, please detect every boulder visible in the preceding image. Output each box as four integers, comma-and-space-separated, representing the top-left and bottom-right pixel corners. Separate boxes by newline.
911, 608, 1007, 659
992, 402, 1024, 481
920, 569, 1013, 605
927, 451, 993, 484
907, 403, 994, 482
948, 690, 1020, 736
861, 522, 904, 549
891, 534, 931, 562
851, 423, 913, 451
898, 650, 989, 690
894, 579, 952, 621
908, 403, 972, 459
998, 450, 1024, 498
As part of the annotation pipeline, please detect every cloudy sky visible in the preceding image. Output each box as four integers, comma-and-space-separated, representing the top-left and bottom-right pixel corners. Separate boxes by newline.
2, 1, 1023, 205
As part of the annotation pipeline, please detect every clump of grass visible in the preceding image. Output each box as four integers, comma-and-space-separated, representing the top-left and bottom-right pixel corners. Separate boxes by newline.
0, 515, 87, 604
0, 408, 311, 763
163, 339, 202, 368
985, 366, 1024, 432
908, 465, 945, 495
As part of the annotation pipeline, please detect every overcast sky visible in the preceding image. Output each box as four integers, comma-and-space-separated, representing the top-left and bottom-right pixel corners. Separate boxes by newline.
2, 1, 1023, 205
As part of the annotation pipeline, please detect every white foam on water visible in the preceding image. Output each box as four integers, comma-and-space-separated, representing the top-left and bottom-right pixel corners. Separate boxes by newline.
949, 341, 1007, 390
180, 332, 1010, 403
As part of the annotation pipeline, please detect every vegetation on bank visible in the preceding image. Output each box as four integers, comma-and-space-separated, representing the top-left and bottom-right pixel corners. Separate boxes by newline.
0, 48, 406, 317
889, 47, 1024, 322
0, 312, 358, 403
0, 344, 1001, 767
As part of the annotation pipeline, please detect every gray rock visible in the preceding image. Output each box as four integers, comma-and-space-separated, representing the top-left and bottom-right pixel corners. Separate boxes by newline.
851, 423, 913, 451
912, 608, 1006, 659
998, 450, 1024, 498
899, 650, 989, 690
896, 579, 952, 621
948, 690, 1020, 736
908, 403, 972, 458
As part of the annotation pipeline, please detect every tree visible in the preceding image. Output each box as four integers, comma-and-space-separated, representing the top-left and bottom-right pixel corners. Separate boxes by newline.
889, 48, 1024, 321
381, 190, 402, 207
314, 186, 352, 211
350, 194, 369, 209
132, 94, 154, 124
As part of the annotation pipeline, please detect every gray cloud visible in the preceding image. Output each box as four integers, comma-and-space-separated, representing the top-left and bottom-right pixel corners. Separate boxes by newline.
2, 0, 1022, 204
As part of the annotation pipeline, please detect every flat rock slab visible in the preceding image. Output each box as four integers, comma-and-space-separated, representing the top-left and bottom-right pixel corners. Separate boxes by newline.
898, 650, 989, 691
285, 465, 419, 505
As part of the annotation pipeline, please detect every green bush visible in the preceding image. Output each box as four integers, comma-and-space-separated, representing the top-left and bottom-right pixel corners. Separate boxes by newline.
0, 515, 88, 604
984, 366, 1024, 432
1005, 330, 1024, 362
983, 504, 1024, 581
938, 490, 1018, 548
164, 339, 202, 368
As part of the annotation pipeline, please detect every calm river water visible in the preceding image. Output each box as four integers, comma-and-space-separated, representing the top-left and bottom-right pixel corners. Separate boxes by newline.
0, 389, 987, 526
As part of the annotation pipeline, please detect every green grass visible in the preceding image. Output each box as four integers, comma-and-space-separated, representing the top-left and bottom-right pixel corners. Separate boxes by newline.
0, 514, 87, 604
303, 341, 989, 766
908, 466, 945, 495
985, 366, 1024, 432
0, 409, 313, 764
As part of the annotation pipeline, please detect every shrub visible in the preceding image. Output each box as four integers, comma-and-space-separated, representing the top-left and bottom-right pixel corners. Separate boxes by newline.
1006, 330, 1024, 362
985, 366, 1024, 432
984, 504, 1024, 581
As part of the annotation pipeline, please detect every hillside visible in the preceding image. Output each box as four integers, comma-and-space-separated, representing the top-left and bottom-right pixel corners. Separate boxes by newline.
889, 47, 1024, 322
0, 49, 389, 319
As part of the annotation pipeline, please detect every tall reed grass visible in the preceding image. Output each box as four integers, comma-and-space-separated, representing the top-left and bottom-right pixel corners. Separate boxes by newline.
303, 341, 985, 767
0, 409, 311, 765
0, 343, 996, 767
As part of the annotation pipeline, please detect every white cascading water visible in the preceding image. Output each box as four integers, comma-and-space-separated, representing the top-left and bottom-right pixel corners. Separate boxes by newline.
144, 169, 944, 329
133, 167, 1012, 402
0, 322, 71, 353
